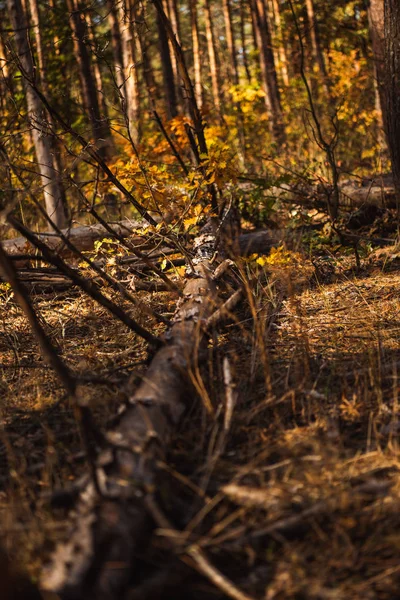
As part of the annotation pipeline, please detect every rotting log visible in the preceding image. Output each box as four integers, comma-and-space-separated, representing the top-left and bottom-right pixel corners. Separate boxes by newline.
39, 221, 243, 599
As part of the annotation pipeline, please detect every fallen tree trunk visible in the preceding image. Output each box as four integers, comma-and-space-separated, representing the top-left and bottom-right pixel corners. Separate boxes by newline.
1, 219, 146, 259
40, 223, 243, 599
0, 229, 282, 294
2, 215, 283, 266
338, 175, 396, 208
241, 174, 397, 212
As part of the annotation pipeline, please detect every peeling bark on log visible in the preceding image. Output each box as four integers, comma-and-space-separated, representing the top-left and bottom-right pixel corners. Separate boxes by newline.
39, 223, 242, 599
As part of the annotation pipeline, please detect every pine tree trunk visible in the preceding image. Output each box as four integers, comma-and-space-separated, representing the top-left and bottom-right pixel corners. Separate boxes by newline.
117, 0, 141, 143
6, 0, 66, 228
86, 10, 113, 134
305, 0, 330, 96
239, 0, 252, 82
203, 0, 223, 113
251, 0, 285, 143
271, 0, 289, 86
384, 0, 400, 205
156, 5, 178, 118
0, 24, 12, 111
190, 0, 203, 110
107, 0, 125, 93
163, 0, 183, 110
167, 0, 181, 40
369, 0, 388, 143
67, 0, 112, 158
222, 0, 239, 85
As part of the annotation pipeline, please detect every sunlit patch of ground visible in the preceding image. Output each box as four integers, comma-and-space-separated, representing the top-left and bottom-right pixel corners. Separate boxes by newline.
2, 249, 400, 599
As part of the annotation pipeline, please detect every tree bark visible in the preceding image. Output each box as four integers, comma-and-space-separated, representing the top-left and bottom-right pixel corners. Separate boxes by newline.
107, 0, 125, 93
304, 0, 330, 96
163, 0, 183, 110
250, 0, 286, 143
39, 218, 244, 599
203, 0, 223, 113
239, 0, 252, 82
222, 0, 239, 85
270, 0, 289, 86
369, 0, 388, 142
190, 0, 203, 110
6, 0, 66, 228
117, 0, 141, 144
66, 0, 112, 159
384, 0, 400, 206
156, 4, 178, 118
27, 0, 68, 216
85, 10, 113, 137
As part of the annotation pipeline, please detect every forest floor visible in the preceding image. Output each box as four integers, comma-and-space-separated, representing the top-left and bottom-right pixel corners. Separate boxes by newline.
1, 213, 400, 599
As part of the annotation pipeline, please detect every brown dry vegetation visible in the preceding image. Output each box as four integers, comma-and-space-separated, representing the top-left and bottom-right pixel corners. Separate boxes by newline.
1, 225, 400, 599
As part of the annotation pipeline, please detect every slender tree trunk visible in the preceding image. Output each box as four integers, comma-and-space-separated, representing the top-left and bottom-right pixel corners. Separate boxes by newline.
222, 0, 239, 85
6, 0, 66, 228
156, 5, 178, 118
168, 0, 181, 39
0, 28, 12, 109
239, 0, 251, 82
271, 0, 289, 86
135, 2, 158, 107
86, 10, 112, 131
251, 0, 285, 142
384, 0, 400, 206
117, 0, 140, 143
107, 0, 125, 92
251, 1, 260, 53
190, 0, 203, 109
203, 0, 223, 113
369, 0, 388, 142
163, 0, 183, 110
67, 0, 112, 158
304, 0, 329, 95
27, 0, 69, 218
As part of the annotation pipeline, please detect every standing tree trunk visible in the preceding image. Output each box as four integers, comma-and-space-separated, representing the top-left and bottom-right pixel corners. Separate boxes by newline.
6, 0, 66, 228
304, 0, 330, 96
190, 0, 203, 110
156, 5, 178, 118
384, 0, 400, 206
203, 0, 223, 113
163, 0, 183, 110
222, 0, 239, 85
86, 10, 112, 132
27, 0, 68, 218
107, 0, 125, 93
168, 0, 181, 39
271, 0, 289, 86
0, 25, 13, 112
67, 0, 112, 158
239, 0, 252, 82
117, 0, 141, 143
369, 0, 388, 142
251, 0, 285, 143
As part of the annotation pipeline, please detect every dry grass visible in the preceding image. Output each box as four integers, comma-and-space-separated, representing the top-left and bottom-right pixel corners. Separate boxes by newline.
2, 234, 400, 599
